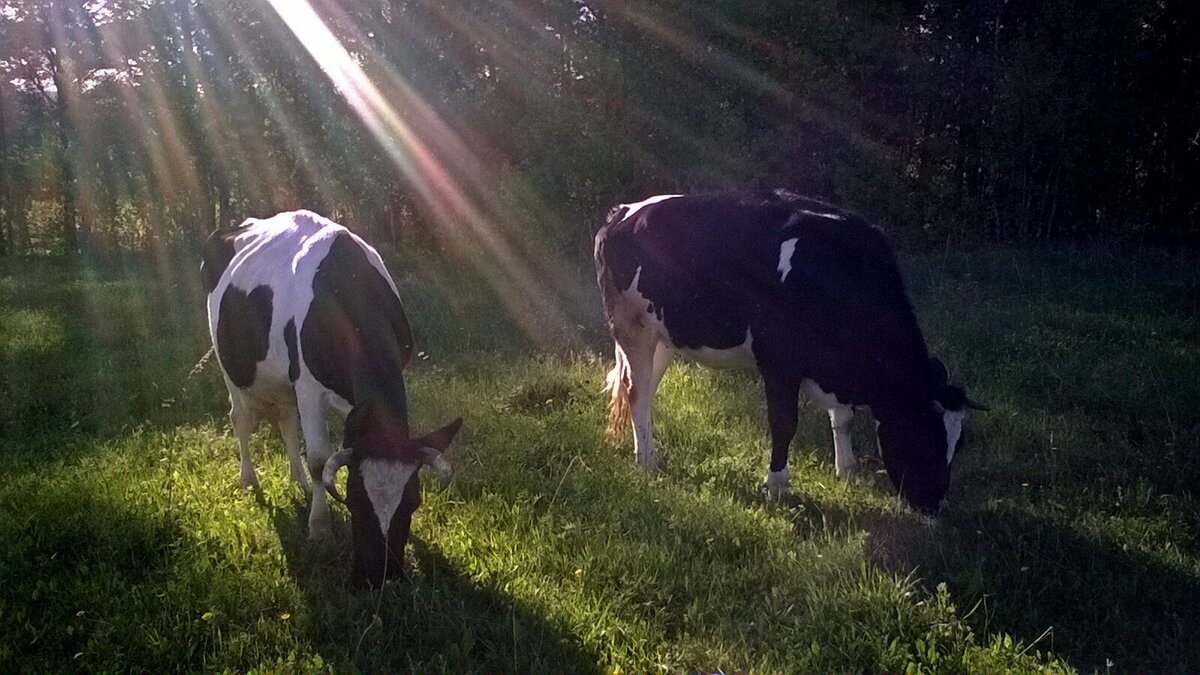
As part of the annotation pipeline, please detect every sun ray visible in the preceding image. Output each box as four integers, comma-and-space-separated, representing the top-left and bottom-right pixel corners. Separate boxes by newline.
263, 0, 581, 347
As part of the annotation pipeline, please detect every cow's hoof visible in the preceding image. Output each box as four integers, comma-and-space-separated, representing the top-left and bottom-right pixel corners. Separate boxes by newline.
240, 470, 260, 491
636, 453, 659, 473
762, 468, 789, 499
835, 461, 858, 478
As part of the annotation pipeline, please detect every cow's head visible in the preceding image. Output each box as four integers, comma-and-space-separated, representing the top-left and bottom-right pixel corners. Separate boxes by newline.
322, 402, 462, 586
876, 404, 951, 513
928, 357, 989, 466
877, 357, 987, 514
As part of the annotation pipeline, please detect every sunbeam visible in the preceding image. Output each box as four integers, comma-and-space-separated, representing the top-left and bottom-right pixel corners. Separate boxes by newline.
263, 0, 579, 347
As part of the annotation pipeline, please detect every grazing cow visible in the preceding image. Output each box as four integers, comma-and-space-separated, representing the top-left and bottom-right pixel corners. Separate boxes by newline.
202, 210, 462, 585
594, 190, 983, 513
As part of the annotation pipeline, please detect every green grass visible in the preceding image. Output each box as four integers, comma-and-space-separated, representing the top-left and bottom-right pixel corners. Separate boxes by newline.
1, 247, 1197, 671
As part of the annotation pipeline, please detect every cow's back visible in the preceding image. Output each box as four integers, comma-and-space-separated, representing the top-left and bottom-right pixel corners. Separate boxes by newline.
204, 211, 410, 404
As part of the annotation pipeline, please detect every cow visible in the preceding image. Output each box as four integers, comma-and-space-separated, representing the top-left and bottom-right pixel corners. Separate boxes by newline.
594, 190, 984, 513
202, 210, 462, 585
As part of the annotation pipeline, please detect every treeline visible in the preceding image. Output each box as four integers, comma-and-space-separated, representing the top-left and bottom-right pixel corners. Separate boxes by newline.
0, 0, 1196, 261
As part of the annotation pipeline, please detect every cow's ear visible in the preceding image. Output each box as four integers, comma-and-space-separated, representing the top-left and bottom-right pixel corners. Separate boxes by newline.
929, 357, 949, 387
344, 401, 380, 450
422, 418, 463, 452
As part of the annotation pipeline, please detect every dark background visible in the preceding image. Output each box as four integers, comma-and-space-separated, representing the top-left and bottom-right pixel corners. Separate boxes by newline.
1, 0, 1197, 263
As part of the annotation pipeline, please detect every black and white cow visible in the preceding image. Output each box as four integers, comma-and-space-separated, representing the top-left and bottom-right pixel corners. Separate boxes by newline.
202, 210, 462, 585
594, 190, 983, 513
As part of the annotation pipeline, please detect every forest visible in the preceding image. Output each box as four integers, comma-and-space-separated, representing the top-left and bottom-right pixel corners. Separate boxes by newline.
2, 0, 1197, 261
2, 1, 1200, 671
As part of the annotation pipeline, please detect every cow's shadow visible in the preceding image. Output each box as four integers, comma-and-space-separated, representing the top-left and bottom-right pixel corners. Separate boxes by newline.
673, 369, 1200, 670
268, 500, 602, 672
746, 484, 1200, 671
867, 503, 1200, 670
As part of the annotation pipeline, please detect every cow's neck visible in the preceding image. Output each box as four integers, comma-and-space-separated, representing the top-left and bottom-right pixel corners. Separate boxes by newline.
350, 370, 411, 436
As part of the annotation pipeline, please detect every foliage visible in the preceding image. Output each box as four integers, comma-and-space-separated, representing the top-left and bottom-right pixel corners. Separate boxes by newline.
1, 0, 1197, 259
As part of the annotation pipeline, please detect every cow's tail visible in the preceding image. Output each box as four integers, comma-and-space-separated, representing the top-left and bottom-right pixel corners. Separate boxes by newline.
189, 345, 215, 378
603, 344, 632, 439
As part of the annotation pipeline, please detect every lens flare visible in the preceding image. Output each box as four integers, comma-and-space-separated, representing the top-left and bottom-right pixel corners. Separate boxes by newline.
264, 0, 579, 347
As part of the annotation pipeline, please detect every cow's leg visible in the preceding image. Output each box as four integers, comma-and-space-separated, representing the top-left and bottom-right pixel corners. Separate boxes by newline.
229, 393, 259, 490
279, 405, 310, 492
622, 330, 662, 471
829, 405, 857, 477
651, 340, 674, 389
297, 389, 333, 540
763, 373, 801, 497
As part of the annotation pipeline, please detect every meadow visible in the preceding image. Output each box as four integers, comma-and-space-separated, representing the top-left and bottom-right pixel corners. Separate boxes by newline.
1, 246, 1198, 671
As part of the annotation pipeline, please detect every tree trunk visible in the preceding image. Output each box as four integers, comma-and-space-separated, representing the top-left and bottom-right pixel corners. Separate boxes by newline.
60, 153, 78, 255
46, 37, 79, 256
216, 181, 231, 230
0, 80, 9, 258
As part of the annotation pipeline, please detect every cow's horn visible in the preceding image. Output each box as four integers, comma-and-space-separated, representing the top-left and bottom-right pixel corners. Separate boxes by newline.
966, 398, 991, 412
419, 447, 452, 489
322, 448, 353, 504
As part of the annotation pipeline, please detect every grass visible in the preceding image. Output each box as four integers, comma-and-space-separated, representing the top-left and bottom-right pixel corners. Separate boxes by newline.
1, 245, 1198, 671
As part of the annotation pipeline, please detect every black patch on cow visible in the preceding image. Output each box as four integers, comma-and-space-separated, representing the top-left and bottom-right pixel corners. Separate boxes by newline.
284, 318, 299, 382
216, 284, 274, 388
301, 233, 414, 432
200, 224, 250, 293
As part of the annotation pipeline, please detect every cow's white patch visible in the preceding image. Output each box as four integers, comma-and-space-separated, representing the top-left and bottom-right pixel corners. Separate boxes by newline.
676, 328, 756, 370
619, 194, 683, 221
778, 237, 799, 282
828, 405, 856, 476
360, 457, 418, 539
627, 266, 643, 301
943, 409, 966, 464
803, 380, 858, 476
621, 265, 656, 321
801, 379, 842, 409
325, 390, 352, 418
798, 209, 846, 221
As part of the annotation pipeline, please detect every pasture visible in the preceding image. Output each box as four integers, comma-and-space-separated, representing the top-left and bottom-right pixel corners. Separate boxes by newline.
1, 246, 1198, 671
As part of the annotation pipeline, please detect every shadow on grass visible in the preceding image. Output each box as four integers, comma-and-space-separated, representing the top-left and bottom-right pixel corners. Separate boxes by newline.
747, 480, 1200, 670
0, 489, 190, 669
0, 259, 225, 461
862, 503, 1200, 670
266, 498, 602, 673
657, 371, 1200, 671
